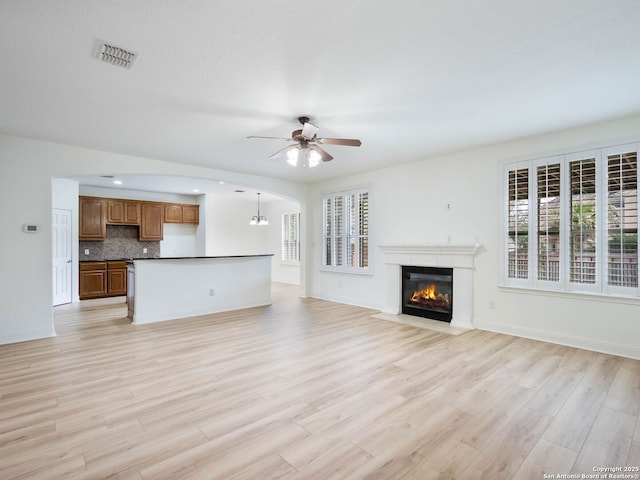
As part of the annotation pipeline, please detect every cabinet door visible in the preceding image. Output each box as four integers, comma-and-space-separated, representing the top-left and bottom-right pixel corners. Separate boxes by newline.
164, 204, 183, 223
106, 200, 125, 224
79, 197, 106, 240
107, 269, 127, 295
123, 201, 140, 224
182, 204, 199, 224
140, 203, 164, 240
107, 200, 140, 225
79, 270, 107, 299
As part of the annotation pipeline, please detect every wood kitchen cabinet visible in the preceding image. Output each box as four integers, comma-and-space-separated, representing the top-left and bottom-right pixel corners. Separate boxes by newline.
106, 200, 140, 225
80, 196, 196, 242
80, 261, 127, 299
79, 197, 106, 240
107, 261, 127, 296
79, 262, 108, 299
181, 204, 199, 224
140, 202, 164, 240
164, 203, 199, 224
164, 204, 183, 223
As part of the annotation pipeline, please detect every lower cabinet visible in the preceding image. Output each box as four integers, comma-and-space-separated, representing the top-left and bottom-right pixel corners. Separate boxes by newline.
80, 261, 127, 299
79, 262, 107, 299
107, 261, 127, 296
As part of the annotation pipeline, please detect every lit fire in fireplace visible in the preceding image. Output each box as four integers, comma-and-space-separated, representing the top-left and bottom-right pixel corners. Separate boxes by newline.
409, 283, 450, 309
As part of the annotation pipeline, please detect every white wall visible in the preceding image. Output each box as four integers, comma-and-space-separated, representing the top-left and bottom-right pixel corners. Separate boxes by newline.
204, 195, 271, 256
308, 114, 640, 359
202, 195, 300, 284
0, 134, 306, 345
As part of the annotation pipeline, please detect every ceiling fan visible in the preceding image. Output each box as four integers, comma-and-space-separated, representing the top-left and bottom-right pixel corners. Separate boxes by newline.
247, 116, 361, 167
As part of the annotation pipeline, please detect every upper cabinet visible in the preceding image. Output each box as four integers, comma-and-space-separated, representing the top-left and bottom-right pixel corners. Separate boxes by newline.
182, 204, 199, 224
164, 203, 200, 224
140, 203, 164, 241
106, 199, 140, 225
164, 204, 183, 223
79, 197, 106, 240
80, 196, 199, 241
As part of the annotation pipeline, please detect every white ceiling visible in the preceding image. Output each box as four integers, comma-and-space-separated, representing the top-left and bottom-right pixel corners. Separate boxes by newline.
2, 1, 640, 190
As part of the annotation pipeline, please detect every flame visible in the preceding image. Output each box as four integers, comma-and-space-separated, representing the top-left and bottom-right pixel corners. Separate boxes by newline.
411, 283, 438, 302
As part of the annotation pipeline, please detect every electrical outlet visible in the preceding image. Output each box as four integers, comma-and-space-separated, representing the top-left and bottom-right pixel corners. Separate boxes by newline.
489, 300, 496, 309
143, 248, 148, 254
209, 288, 215, 296
84, 248, 90, 255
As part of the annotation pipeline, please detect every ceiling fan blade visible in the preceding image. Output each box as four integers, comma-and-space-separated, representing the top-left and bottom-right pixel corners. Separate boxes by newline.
317, 137, 361, 147
301, 121, 319, 140
247, 135, 293, 141
309, 144, 334, 162
268, 144, 298, 160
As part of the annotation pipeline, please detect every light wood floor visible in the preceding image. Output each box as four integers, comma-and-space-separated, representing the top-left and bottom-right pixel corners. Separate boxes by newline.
1, 284, 639, 479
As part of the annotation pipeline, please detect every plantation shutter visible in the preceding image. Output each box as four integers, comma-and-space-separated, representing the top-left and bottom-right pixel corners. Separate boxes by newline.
537, 163, 561, 282
323, 189, 369, 271
323, 195, 344, 267
569, 158, 597, 284
281, 213, 299, 262
345, 191, 369, 268
607, 151, 638, 288
508, 168, 529, 279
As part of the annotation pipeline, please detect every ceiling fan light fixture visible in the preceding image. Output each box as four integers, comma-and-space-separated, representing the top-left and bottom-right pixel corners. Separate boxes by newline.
286, 148, 299, 167
307, 149, 321, 168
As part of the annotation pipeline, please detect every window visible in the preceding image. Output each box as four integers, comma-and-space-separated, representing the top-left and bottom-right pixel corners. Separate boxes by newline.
323, 188, 370, 273
281, 212, 300, 263
503, 143, 639, 296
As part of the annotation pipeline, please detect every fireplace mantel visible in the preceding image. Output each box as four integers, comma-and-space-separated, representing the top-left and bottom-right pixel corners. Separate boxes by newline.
379, 243, 482, 330
379, 243, 481, 269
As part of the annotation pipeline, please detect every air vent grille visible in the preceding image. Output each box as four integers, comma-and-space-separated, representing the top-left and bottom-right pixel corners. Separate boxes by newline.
96, 41, 137, 69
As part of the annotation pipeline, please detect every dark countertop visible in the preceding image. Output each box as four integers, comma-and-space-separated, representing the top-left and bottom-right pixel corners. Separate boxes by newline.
80, 254, 274, 262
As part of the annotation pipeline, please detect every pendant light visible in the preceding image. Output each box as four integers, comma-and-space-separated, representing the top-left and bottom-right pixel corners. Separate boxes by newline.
249, 192, 269, 226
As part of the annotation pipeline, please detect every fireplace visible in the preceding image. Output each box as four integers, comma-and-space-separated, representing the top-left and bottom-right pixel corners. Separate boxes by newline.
402, 265, 453, 322
380, 243, 481, 330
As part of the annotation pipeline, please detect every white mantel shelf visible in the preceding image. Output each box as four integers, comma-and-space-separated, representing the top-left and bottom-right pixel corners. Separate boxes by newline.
379, 243, 482, 330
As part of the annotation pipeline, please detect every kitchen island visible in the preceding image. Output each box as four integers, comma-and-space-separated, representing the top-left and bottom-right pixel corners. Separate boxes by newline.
126, 255, 273, 324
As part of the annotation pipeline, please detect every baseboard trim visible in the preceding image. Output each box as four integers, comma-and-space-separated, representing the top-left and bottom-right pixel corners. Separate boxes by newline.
476, 319, 640, 360
0, 327, 56, 346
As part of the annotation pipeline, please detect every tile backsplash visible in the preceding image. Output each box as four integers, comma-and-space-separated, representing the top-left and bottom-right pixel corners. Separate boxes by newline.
80, 225, 160, 260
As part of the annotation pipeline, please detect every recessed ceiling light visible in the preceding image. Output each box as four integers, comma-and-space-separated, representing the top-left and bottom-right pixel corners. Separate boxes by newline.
113, 180, 123, 185
192, 189, 200, 193
218, 181, 225, 184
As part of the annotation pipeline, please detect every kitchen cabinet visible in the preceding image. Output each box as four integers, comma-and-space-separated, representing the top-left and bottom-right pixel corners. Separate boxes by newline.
106, 200, 140, 225
79, 197, 106, 240
164, 204, 183, 223
107, 261, 127, 296
140, 202, 164, 240
164, 203, 200, 224
79, 262, 107, 299
182, 204, 199, 224
80, 261, 127, 299
80, 196, 195, 242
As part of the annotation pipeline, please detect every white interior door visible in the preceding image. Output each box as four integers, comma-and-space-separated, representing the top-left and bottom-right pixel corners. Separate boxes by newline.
52, 208, 72, 306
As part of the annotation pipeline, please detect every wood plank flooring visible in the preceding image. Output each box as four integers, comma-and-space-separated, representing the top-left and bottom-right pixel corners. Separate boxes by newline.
1, 283, 639, 479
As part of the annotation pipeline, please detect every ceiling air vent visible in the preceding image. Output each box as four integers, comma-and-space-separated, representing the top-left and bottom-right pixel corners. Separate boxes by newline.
96, 41, 137, 69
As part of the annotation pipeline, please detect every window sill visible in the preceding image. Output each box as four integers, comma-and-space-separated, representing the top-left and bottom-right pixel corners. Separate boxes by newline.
498, 284, 640, 306
280, 260, 300, 267
320, 266, 373, 276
